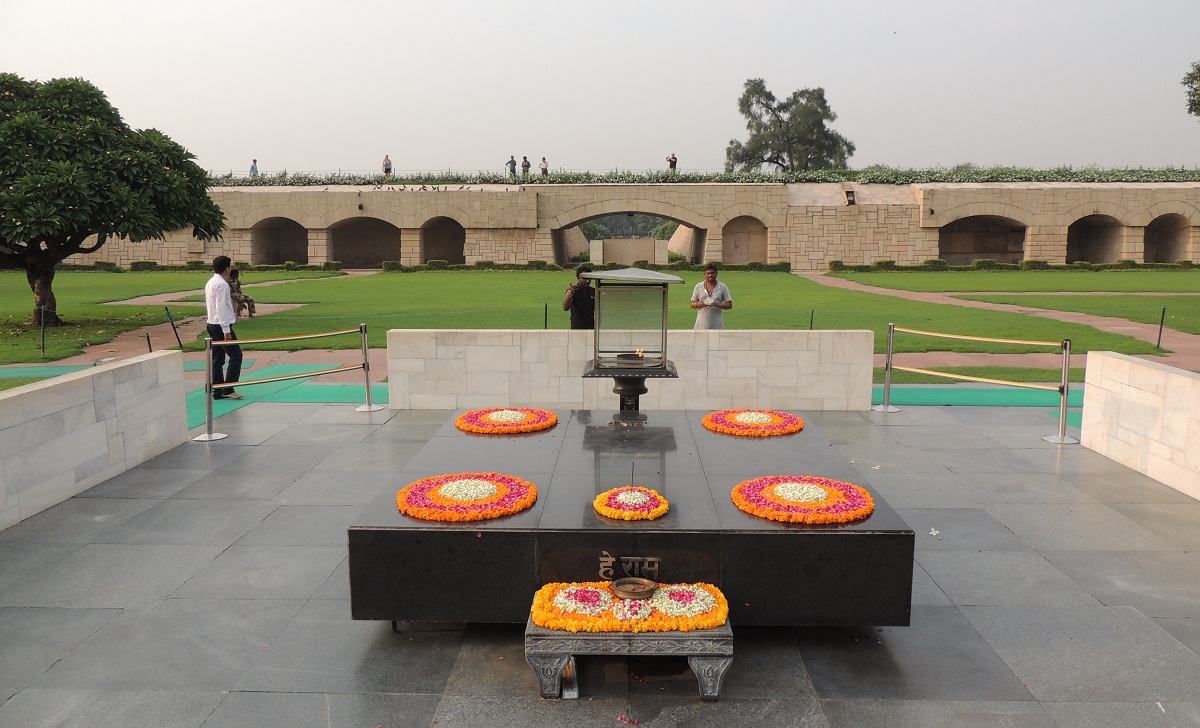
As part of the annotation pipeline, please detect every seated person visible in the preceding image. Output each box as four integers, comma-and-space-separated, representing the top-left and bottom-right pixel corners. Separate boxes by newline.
229, 268, 256, 318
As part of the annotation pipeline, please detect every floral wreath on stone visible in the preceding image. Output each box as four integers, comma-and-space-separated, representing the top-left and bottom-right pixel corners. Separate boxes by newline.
532, 581, 728, 633
396, 472, 537, 522
702, 409, 804, 437
455, 408, 558, 434
731, 475, 874, 524
593, 486, 669, 521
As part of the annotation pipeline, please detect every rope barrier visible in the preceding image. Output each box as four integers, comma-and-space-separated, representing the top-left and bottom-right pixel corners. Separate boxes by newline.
874, 322, 1078, 445
210, 328, 360, 346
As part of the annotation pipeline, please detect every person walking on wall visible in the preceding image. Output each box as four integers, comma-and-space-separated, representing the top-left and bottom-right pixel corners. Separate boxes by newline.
382, 155, 393, 177
249, 159, 259, 177
666, 152, 677, 172
539, 157, 549, 176
563, 264, 596, 329
690, 263, 732, 330
521, 156, 531, 176
205, 255, 244, 399
506, 156, 517, 177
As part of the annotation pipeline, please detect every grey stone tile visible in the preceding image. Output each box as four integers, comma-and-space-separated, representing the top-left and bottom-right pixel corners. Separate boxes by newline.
1111, 503, 1200, 551
297, 404, 398, 426
1063, 471, 1198, 504
917, 551, 1100, 607
896, 509, 1030, 552
234, 505, 361, 546
311, 557, 350, 600
171, 468, 303, 500
795, 606, 1032, 701
944, 406, 1064, 428
926, 448, 1048, 475
627, 697, 827, 727
430, 694, 631, 728
172, 545, 344, 600
1157, 618, 1200, 657
1017, 445, 1138, 475
237, 601, 462, 693
865, 407, 966, 427
0, 499, 156, 544
442, 623, 539, 697
214, 444, 337, 472
986, 503, 1180, 552
863, 472, 982, 509
840, 446, 955, 475
187, 421, 292, 445
1046, 552, 1200, 618
973, 425, 1081, 449
963, 605, 1200, 701
387, 409, 455, 425
365, 421, 463, 444
886, 425, 1008, 450
262, 423, 377, 447
200, 691, 441, 728
217, 403, 326, 423
822, 699, 1056, 728
0, 544, 81, 595
911, 563, 953, 606
138, 443, 255, 470
0, 544, 223, 609
312, 441, 425, 471
76, 468, 209, 499
956, 472, 1100, 504
702, 627, 817, 701
0, 688, 222, 728
1042, 701, 1200, 728
271, 470, 393, 505
0, 607, 120, 688
92, 500, 275, 546
33, 598, 302, 691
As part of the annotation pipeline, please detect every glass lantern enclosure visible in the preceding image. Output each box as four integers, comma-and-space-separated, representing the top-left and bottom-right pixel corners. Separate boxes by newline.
581, 268, 684, 370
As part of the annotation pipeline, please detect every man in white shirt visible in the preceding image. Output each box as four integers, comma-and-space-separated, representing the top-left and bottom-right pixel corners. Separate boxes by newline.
204, 255, 244, 399
690, 263, 733, 330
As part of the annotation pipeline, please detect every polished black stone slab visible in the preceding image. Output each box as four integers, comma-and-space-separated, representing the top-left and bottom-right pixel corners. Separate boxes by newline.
349, 410, 915, 626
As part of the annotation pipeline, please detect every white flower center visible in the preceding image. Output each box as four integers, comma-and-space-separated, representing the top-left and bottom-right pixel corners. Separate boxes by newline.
733, 411, 773, 424
485, 409, 527, 423
773, 482, 828, 503
440, 479, 498, 501
615, 489, 650, 506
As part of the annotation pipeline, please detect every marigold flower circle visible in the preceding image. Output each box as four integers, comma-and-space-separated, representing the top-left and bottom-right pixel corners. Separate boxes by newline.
532, 581, 728, 633
396, 472, 537, 522
455, 408, 558, 434
732, 475, 874, 524
702, 409, 804, 437
593, 486, 669, 521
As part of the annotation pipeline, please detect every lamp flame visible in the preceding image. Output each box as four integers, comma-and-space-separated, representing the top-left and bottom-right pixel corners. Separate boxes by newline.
635, 348, 643, 357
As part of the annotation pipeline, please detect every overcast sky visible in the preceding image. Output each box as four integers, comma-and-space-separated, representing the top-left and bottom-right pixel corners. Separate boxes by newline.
3, 0, 1198, 176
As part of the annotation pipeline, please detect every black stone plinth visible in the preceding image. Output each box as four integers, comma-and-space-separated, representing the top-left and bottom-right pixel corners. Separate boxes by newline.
348, 410, 915, 626
583, 361, 678, 411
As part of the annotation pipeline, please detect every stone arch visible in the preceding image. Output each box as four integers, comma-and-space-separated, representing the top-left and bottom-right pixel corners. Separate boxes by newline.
721, 216, 768, 263
547, 199, 709, 230
1145, 214, 1191, 263
1143, 200, 1200, 226
238, 204, 316, 229
1063, 200, 1139, 227
1067, 214, 1123, 264
715, 203, 777, 228
250, 217, 308, 264
329, 216, 402, 267
937, 215, 1026, 265
413, 204, 473, 230
932, 202, 1036, 228
421, 217, 466, 264
322, 205, 409, 230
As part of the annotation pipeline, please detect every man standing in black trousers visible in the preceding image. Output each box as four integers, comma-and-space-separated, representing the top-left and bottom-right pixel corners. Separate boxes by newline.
204, 255, 243, 399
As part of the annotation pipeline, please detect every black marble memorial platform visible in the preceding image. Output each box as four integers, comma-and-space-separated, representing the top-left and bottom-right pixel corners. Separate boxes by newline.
348, 410, 914, 626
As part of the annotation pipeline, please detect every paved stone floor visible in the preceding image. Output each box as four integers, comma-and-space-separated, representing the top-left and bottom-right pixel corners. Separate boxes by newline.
2, 402, 1199, 727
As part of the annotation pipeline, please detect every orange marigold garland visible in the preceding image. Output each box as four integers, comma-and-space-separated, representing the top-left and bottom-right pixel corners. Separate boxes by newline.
396, 472, 537, 522
455, 408, 557, 434
732, 475, 874, 524
532, 581, 728, 633
702, 409, 804, 437
593, 486, 669, 521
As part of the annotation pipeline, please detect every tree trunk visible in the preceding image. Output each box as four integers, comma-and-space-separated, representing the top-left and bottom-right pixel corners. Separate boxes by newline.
29, 265, 63, 327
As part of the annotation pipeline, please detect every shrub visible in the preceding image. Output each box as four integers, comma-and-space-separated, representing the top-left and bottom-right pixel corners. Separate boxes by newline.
130, 261, 157, 271
1020, 259, 1050, 270
525, 259, 548, 269
922, 259, 949, 271
569, 250, 591, 263
426, 259, 449, 270
382, 261, 404, 272
633, 260, 651, 269
254, 264, 285, 271
1177, 259, 1194, 269
667, 251, 688, 263
1069, 260, 1095, 270
234, 261, 251, 270
474, 260, 495, 269
93, 261, 121, 272
283, 260, 297, 270
1114, 259, 1137, 269
970, 258, 999, 270
871, 260, 897, 271
323, 260, 343, 271
829, 260, 846, 271
185, 260, 207, 270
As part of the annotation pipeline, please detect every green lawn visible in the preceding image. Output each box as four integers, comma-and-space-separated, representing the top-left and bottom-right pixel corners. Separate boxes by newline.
832, 270, 1200, 292
962, 294, 1200, 336
0, 269, 1167, 365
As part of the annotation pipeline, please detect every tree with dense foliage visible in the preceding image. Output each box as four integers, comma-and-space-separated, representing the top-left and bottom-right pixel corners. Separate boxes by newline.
725, 78, 855, 173
1184, 62, 1200, 119
0, 74, 224, 325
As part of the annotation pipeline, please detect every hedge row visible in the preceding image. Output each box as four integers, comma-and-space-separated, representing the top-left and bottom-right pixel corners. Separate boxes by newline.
56, 260, 344, 273
380, 260, 792, 273
828, 259, 1197, 273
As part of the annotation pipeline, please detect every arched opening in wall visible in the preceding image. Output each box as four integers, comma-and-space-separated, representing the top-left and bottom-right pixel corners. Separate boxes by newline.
1067, 215, 1123, 264
937, 216, 1026, 265
1145, 214, 1191, 263
330, 217, 401, 268
721, 216, 768, 264
421, 217, 466, 264
568, 213, 694, 265
251, 217, 308, 264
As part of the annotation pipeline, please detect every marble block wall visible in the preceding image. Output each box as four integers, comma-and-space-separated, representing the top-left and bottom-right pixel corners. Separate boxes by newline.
386, 329, 873, 412
1081, 351, 1200, 501
0, 351, 187, 531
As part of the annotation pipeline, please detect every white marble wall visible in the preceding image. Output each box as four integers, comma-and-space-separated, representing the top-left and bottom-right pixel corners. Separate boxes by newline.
0, 351, 187, 530
1081, 351, 1200, 501
386, 329, 873, 412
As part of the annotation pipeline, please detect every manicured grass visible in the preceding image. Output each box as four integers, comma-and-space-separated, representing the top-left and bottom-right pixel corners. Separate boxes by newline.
832, 270, 1200, 292
0, 378, 41, 392
962, 294, 1200, 336
874, 367, 1085, 384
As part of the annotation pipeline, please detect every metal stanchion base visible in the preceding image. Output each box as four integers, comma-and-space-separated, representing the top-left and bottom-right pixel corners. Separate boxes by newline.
192, 432, 229, 442
1042, 435, 1079, 444
871, 405, 902, 413
356, 404, 385, 412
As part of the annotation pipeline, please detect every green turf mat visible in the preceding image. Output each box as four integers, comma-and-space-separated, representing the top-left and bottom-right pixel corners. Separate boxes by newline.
184, 358, 255, 372
0, 365, 89, 379
261, 383, 388, 404
186, 364, 330, 429
1048, 410, 1084, 429
872, 386, 1085, 408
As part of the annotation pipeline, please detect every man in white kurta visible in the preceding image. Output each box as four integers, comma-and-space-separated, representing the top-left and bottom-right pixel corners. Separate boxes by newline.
690, 264, 733, 330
